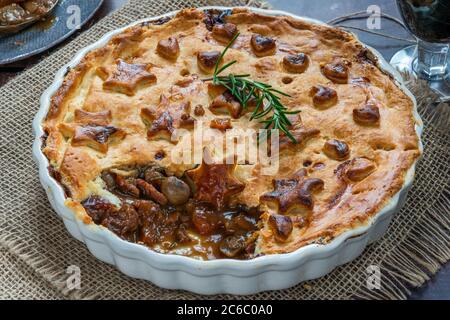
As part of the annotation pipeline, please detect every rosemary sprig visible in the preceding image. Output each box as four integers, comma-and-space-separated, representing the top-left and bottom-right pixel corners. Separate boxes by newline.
206, 32, 299, 143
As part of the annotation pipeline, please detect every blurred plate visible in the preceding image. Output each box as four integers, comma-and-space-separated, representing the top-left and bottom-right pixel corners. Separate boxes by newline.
0, 0, 103, 65
0, 0, 60, 36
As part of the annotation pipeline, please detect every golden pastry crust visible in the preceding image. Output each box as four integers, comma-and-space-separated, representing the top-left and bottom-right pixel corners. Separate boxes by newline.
42, 8, 420, 258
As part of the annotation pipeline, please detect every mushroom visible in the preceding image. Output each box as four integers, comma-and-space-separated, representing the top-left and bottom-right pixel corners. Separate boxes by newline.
309, 85, 338, 109
156, 37, 180, 60
251, 34, 276, 57
212, 22, 238, 42
283, 53, 309, 73
160, 176, 191, 205
323, 139, 350, 160
197, 51, 221, 73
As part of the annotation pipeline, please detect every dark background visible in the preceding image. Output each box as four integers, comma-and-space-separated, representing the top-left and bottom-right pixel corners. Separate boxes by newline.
0, 0, 448, 299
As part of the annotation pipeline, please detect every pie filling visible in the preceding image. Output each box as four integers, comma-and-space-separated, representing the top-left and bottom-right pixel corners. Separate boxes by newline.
81, 164, 261, 260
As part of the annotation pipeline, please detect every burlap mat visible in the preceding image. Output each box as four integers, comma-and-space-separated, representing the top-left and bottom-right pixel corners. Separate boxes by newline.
0, 0, 449, 300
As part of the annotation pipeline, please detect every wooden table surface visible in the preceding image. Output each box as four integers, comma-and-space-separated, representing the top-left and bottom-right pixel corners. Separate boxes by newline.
0, 0, 448, 300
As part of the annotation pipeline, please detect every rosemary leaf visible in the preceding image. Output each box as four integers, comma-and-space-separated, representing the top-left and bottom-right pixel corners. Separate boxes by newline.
207, 32, 299, 143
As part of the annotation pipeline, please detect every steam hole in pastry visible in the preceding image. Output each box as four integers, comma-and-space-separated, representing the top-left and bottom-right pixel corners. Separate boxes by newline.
155, 150, 166, 160
371, 142, 396, 151
180, 69, 190, 76
352, 186, 376, 195
282, 76, 293, 84
303, 160, 312, 167
404, 145, 417, 151
312, 162, 325, 170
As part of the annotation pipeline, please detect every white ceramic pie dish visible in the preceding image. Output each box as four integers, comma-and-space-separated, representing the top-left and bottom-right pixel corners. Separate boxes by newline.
32, 6, 423, 295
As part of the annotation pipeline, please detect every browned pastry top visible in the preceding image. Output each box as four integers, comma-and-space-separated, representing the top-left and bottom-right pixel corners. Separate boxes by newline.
42, 8, 420, 259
